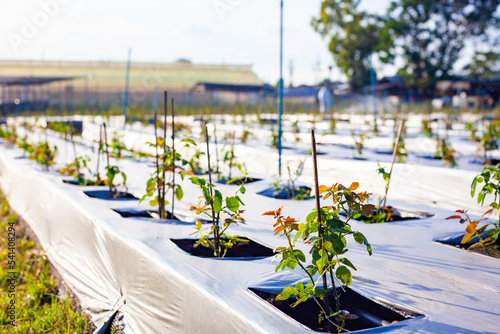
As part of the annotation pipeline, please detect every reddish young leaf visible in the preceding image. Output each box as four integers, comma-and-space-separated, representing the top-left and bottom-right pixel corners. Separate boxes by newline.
482, 208, 494, 216
262, 210, 276, 216
446, 215, 462, 220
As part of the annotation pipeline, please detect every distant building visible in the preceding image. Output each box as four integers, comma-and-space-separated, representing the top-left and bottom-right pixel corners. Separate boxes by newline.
0, 59, 262, 109
366, 76, 409, 98
436, 76, 500, 108
0, 76, 74, 115
190, 82, 273, 105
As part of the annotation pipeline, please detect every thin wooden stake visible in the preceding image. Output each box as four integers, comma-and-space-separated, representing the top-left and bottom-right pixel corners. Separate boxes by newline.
310, 129, 332, 333
162, 91, 168, 218
96, 124, 103, 181
205, 126, 219, 257
171, 97, 176, 219
102, 123, 111, 196
214, 124, 219, 175
154, 109, 163, 219
383, 119, 404, 208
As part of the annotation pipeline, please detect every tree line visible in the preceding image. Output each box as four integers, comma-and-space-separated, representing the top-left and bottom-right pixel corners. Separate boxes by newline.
312, 0, 500, 96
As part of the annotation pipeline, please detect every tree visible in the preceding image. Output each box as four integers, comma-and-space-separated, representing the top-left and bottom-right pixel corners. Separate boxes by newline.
311, 0, 388, 91
465, 51, 500, 79
382, 0, 500, 96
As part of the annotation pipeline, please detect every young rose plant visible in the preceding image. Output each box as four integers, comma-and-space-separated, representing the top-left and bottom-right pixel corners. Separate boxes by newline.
139, 136, 191, 219
189, 176, 246, 258
263, 182, 374, 332
447, 165, 500, 257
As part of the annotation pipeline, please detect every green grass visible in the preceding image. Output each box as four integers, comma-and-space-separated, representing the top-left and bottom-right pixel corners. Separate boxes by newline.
0, 191, 92, 333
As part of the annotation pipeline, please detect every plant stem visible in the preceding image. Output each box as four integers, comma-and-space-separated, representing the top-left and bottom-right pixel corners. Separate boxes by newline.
154, 110, 163, 219
171, 97, 176, 219
205, 126, 219, 257
228, 132, 235, 181
214, 124, 220, 177
383, 119, 404, 208
102, 123, 111, 196
70, 124, 79, 176
162, 91, 168, 218
96, 124, 102, 181
310, 129, 333, 333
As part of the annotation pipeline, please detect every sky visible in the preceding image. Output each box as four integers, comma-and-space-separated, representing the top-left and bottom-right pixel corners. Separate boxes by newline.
0, 0, 392, 85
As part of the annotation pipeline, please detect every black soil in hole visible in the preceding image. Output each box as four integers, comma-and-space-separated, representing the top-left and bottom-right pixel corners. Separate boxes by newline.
434, 233, 500, 258
249, 286, 424, 332
217, 177, 262, 185
112, 208, 177, 219
84, 190, 138, 201
487, 158, 500, 165
171, 238, 274, 258
374, 149, 393, 155
258, 186, 313, 200
344, 206, 434, 223
63, 179, 106, 186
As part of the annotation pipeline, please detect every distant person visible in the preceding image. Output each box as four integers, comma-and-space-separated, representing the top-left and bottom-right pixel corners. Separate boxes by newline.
318, 84, 332, 113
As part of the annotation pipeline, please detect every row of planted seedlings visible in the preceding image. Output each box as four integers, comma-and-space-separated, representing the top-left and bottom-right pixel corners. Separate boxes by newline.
5, 100, 499, 333
63, 95, 430, 333
152, 105, 492, 170
21, 108, 500, 258
226, 107, 500, 169
89, 105, 498, 332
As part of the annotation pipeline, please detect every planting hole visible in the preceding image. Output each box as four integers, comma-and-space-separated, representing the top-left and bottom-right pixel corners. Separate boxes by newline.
84, 190, 138, 201
249, 286, 424, 332
217, 177, 262, 185
171, 238, 274, 259
258, 186, 313, 200
434, 232, 500, 258
345, 206, 434, 223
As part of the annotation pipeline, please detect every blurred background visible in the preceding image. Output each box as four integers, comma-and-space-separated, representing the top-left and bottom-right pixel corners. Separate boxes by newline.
1, 0, 499, 116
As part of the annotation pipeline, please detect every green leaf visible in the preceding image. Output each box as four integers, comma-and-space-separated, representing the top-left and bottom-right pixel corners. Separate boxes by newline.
226, 196, 240, 212
213, 190, 223, 213
175, 186, 183, 201
336, 266, 352, 286
353, 232, 372, 255
202, 187, 211, 203
190, 177, 206, 186
306, 211, 317, 223
471, 177, 479, 197
293, 249, 306, 262
339, 258, 357, 271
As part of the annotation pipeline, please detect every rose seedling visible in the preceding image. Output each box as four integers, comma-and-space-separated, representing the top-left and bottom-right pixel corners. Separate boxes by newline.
190, 176, 246, 258
263, 182, 374, 332
447, 165, 500, 257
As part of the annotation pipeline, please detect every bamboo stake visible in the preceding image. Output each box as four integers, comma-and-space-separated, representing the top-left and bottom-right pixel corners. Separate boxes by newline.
154, 110, 162, 218
214, 124, 220, 176
228, 131, 235, 181
205, 126, 219, 257
383, 119, 404, 208
162, 91, 168, 218
310, 129, 332, 333
171, 97, 176, 219
102, 123, 111, 197
96, 124, 103, 182
70, 122, 80, 179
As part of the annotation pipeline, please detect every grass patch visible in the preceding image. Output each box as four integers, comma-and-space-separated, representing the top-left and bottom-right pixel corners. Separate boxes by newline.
0, 191, 92, 333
